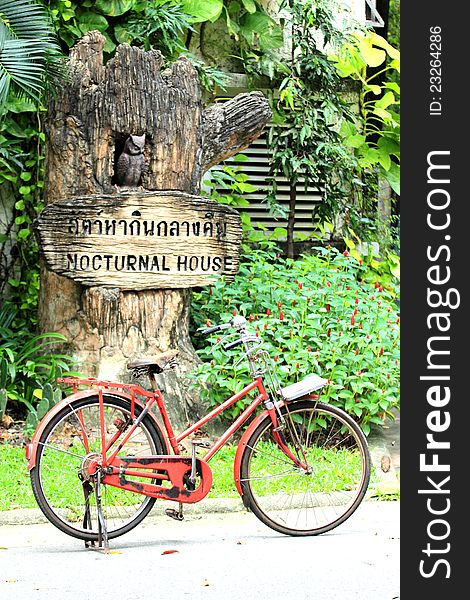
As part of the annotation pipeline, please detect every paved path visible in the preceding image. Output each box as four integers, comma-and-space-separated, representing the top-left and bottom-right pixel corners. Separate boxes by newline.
0, 500, 399, 600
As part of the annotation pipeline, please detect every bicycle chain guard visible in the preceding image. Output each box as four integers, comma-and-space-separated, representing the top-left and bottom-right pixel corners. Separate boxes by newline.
102, 455, 213, 504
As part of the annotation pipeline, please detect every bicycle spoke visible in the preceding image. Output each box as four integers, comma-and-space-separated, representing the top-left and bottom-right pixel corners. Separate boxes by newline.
239, 400, 370, 536
30, 395, 165, 542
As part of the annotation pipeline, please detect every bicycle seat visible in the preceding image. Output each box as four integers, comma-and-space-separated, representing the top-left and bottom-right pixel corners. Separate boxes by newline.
127, 351, 178, 376
280, 374, 328, 401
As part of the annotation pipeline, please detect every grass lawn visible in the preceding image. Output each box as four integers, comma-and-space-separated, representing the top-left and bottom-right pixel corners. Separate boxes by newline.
0, 443, 242, 511
0, 441, 382, 511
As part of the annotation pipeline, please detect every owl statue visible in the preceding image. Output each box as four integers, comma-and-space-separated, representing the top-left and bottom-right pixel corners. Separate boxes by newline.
116, 134, 146, 187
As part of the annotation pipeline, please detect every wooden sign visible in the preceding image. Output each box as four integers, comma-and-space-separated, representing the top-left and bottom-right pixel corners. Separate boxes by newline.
35, 191, 242, 290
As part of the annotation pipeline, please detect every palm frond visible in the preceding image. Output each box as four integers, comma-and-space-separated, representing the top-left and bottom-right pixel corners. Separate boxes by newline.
0, 0, 63, 107
1, 0, 53, 39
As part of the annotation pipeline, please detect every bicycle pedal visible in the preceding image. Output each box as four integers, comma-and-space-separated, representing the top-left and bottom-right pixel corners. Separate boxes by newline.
165, 508, 184, 521
191, 439, 211, 448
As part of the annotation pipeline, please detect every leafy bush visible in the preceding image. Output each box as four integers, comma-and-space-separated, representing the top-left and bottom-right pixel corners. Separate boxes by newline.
191, 241, 399, 434
0, 304, 77, 429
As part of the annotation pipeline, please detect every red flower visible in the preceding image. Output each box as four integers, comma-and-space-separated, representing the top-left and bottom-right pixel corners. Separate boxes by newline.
232, 308, 237, 316
278, 299, 282, 309
379, 347, 384, 356
343, 250, 349, 256
374, 282, 379, 288
355, 348, 359, 355
296, 362, 300, 370
292, 318, 296, 324
292, 299, 297, 306
249, 314, 254, 322
279, 310, 284, 321
327, 329, 331, 337
209, 287, 213, 295
263, 323, 268, 330
211, 360, 215, 367
326, 281, 331, 287
298, 282, 303, 289
266, 308, 271, 316
206, 319, 211, 327
216, 336, 221, 342
351, 315, 355, 326
355, 297, 359, 305
274, 355, 278, 362
378, 286, 383, 292
325, 303, 330, 312
307, 345, 311, 352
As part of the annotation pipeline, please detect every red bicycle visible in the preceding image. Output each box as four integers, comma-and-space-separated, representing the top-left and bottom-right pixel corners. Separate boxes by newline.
26, 315, 371, 547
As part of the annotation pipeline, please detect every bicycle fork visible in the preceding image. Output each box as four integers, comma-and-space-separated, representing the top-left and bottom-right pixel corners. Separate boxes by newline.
268, 402, 311, 472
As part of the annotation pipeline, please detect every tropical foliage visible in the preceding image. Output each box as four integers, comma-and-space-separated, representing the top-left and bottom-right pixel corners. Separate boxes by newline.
332, 31, 400, 196
0, 0, 62, 107
0, 0, 400, 426
191, 240, 400, 434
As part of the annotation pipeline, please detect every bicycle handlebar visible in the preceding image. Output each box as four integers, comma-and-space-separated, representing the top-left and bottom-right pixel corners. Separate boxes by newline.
223, 338, 245, 350
200, 316, 247, 336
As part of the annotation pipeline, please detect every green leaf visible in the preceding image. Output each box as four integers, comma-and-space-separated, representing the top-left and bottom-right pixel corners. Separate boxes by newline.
181, 0, 224, 23
114, 24, 133, 45
364, 83, 382, 95
36, 398, 50, 420
24, 410, 39, 432
357, 37, 386, 68
378, 152, 391, 171
373, 106, 393, 121
378, 136, 400, 158
0, 389, 7, 420
239, 12, 284, 50
345, 134, 366, 148
94, 0, 134, 17
370, 32, 400, 61
78, 12, 109, 34
376, 91, 396, 110
241, 0, 256, 13
383, 162, 400, 195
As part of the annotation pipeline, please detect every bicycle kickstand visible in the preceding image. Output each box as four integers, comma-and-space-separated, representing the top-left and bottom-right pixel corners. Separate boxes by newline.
94, 471, 110, 553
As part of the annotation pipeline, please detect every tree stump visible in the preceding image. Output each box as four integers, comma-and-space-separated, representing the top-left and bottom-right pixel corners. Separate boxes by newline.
37, 31, 271, 430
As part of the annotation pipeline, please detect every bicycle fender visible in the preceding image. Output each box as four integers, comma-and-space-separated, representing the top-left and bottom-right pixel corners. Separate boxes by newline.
233, 405, 283, 498
233, 394, 321, 498
25, 389, 171, 470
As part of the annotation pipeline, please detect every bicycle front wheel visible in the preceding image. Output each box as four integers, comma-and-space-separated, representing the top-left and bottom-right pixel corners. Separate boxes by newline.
239, 399, 371, 536
30, 395, 166, 542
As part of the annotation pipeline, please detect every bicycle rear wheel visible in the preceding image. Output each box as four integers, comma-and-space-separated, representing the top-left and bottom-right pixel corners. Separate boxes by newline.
30, 395, 166, 542
239, 399, 371, 536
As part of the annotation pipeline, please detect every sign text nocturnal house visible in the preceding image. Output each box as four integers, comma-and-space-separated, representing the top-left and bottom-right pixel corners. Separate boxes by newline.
35, 191, 242, 290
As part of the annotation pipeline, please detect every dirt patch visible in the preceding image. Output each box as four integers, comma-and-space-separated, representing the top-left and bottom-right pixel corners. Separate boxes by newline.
0, 413, 29, 447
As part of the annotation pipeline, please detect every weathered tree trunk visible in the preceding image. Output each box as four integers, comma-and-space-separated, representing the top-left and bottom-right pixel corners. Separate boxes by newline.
38, 31, 271, 429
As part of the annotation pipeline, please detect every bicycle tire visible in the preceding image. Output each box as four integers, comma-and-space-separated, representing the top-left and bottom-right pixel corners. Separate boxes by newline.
239, 399, 371, 536
30, 394, 166, 542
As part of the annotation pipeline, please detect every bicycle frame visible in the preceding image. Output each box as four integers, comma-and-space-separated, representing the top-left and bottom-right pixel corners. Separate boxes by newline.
26, 373, 295, 505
